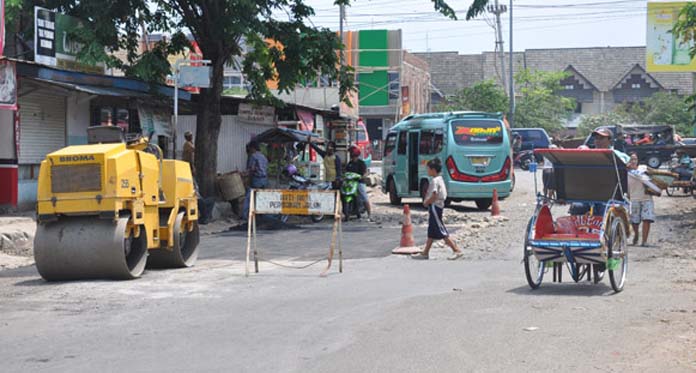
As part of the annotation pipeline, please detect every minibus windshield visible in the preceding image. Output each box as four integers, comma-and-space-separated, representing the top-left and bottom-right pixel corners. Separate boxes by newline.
451, 120, 503, 146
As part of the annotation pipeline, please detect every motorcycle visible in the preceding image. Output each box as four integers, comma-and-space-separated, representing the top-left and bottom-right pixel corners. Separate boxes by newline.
340, 172, 364, 221
514, 150, 535, 171
280, 172, 332, 224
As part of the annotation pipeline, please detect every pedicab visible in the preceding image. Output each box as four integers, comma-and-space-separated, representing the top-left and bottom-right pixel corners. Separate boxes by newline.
524, 149, 630, 293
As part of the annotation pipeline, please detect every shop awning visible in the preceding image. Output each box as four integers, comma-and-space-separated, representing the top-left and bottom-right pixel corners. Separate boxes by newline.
32, 78, 150, 97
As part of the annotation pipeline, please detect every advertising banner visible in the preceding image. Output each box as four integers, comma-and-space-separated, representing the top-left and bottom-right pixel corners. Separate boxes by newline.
238, 103, 275, 125
0, 60, 17, 110
34, 7, 104, 73
646, 2, 696, 72
1, 0, 5, 57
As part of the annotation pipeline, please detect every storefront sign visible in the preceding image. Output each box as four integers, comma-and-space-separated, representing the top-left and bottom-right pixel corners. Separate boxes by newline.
254, 189, 336, 216
34, 7, 104, 74
238, 103, 275, 125
179, 65, 211, 88
646, 2, 696, 72
137, 104, 172, 138
0, 60, 17, 110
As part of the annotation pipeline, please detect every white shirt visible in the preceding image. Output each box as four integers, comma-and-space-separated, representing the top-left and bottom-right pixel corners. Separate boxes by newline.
427, 175, 447, 209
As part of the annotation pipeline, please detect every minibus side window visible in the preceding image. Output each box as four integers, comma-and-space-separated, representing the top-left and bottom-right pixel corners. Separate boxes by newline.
433, 132, 444, 153
397, 131, 407, 154
419, 131, 433, 154
384, 133, 397, 157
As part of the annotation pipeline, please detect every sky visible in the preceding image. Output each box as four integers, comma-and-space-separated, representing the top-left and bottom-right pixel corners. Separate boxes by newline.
294, 0, 651, 54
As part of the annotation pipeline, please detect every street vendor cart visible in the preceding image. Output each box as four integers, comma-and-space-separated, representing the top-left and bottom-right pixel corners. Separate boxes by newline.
524, 149, 630, 292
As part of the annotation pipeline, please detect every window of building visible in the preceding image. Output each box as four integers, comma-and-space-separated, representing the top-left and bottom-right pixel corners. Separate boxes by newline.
223, 74, 244, 89
631, 83, 641, 89
575, 102, 582, 114
388, 72, 400, 100
564, 84, 574, 90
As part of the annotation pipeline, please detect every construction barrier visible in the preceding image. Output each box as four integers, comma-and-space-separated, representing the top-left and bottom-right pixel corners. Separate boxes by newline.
246, 189, 343, 277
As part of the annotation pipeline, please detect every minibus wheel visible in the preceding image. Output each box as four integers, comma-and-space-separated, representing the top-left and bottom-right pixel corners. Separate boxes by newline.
475, 198, 492, 210
388, 178, 401, 205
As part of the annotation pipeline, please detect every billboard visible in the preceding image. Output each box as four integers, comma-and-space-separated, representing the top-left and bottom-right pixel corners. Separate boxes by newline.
646, 1, 696, 72
34, 7, 104, 74
0, 60, 17, 110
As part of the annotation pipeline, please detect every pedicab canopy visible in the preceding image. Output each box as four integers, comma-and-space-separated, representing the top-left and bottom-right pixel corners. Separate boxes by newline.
535, 149, 628, 202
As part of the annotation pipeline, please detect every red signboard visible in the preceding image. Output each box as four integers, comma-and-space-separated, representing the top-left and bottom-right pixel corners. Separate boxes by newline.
0, 0, 4, 57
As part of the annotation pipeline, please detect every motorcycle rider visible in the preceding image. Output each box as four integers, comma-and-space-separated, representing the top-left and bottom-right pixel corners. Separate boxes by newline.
346, 145, 373, 221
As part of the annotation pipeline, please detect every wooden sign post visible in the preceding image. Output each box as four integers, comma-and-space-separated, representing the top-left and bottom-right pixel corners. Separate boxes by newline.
245, 189, 343, 277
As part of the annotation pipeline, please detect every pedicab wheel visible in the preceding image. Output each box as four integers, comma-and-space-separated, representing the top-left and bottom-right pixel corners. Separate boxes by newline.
607, 218, 628, 293
523, 218, 545, 289
666, 187, 674, 196
311, 214, 324, 223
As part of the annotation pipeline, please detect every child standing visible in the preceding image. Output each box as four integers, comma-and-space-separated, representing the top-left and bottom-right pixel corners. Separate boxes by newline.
412, 158, 464, 260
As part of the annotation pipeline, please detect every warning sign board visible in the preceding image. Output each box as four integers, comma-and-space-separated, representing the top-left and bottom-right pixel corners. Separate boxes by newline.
254, 189, 336, 215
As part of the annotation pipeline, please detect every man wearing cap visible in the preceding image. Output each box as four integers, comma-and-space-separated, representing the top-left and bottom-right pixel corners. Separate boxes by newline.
592, 128, 630, 163
182, 131, 196, 177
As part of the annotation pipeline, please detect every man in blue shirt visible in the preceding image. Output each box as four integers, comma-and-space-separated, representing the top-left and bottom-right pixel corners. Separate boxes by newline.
243, 141, 269, 220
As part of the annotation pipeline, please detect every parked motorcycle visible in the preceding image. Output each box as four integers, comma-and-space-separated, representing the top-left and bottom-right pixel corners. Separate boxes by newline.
340, 172, 364, 221
514, 150, 535, 171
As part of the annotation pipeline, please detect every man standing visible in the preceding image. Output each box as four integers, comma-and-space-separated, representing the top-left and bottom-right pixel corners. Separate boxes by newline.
243, 141, 269, 220
182, 131, 195, 176
346, 145, 373, 221
627, 153, 655, 246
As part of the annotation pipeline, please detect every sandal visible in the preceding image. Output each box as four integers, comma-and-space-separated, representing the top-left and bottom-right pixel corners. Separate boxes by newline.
447, 252, 464, 261
411, 252, 429, 260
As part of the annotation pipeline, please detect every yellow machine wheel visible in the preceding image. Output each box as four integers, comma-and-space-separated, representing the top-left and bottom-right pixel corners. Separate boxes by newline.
34, 217, 148, 281
147, 212, 200, 268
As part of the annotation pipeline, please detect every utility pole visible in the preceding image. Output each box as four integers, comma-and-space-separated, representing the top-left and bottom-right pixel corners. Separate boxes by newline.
339, 4, 345, 68
509, 0, 515, 126
487, 1, 508, 93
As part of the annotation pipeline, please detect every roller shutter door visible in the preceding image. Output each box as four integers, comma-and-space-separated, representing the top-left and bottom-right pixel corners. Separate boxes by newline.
18, 92, 66, 164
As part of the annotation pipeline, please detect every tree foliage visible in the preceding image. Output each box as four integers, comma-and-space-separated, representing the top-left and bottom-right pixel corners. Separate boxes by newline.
577, 92, 692, 137
513, 69, 575, 133
436, 80, 508, 113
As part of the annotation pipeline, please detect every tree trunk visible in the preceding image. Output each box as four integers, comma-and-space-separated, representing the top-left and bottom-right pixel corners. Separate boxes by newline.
194, 57, 225, 197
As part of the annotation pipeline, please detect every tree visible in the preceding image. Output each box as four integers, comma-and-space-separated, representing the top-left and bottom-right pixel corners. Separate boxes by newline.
672, 3, 696, 135
617, 92, 693, 135
38, 0, 468, 197
513, 69, 575, 133
436, 80, 508, 113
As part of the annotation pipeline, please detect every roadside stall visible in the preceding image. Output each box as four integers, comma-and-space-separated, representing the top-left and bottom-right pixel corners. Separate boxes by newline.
253, 127, 327, 187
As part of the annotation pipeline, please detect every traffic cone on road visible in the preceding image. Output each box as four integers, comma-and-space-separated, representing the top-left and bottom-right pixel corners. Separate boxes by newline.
491, 189, 501, 217
392, 204, 420, 255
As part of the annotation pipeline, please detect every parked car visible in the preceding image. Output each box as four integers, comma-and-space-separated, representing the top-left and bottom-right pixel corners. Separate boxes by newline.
583, 124, 675, 168
511, 128, 552, 152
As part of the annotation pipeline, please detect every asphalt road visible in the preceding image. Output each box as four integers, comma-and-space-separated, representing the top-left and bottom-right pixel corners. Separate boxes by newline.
0, 170, 695, 372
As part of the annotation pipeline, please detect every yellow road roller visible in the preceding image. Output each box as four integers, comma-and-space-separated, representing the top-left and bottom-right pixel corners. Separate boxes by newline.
34, 126, 199, 281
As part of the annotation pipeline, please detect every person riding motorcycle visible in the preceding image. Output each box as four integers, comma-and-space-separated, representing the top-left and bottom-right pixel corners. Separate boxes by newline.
345, 145, 373, 221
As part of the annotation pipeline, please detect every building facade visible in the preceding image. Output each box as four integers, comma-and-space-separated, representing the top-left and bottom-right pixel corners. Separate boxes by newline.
416, 46, 693, 116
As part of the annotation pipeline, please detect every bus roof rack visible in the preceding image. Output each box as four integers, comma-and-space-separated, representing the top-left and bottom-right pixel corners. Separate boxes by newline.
445, 111, 503, 120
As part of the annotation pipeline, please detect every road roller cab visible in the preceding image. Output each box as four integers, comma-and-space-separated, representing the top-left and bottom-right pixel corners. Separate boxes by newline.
34, 126, 200, 281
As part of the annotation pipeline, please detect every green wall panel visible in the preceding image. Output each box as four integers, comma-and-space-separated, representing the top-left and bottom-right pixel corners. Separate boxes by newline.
359, 30, 389, 106
359, 30, 388, 67
359, 71, 389, 106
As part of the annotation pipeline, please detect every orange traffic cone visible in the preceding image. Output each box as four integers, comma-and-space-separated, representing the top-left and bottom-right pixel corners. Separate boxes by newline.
491, 188, 501, 217
392, 204, 420, 255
